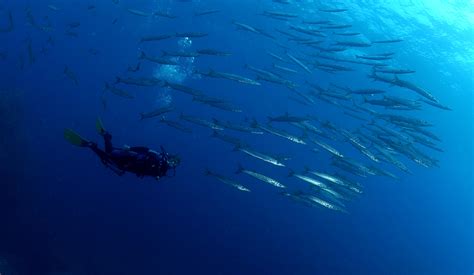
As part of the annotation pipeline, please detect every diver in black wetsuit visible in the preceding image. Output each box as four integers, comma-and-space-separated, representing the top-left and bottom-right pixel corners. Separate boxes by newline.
64, 119, 180, 180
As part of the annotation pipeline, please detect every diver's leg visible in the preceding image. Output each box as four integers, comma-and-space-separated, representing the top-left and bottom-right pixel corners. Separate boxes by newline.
103, 132, 113, 154
86, 142, 109, 162
88, 143, 125, 175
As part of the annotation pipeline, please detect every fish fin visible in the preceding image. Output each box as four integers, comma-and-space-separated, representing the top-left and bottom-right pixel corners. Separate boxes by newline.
115, 77, 121, 84
303, 166, 310, 174
211, 130, 219, 137
139, 113, 145, 120
64, 128, 89, 147
204, 168, 211, 176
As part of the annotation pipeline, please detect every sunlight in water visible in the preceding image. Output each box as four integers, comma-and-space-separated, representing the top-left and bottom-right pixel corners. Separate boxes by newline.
151, 37, 196, 106
153, 63, 187, 83
152, 37, 195, 84
155, 90, 172, 107
178, 37, 192, 49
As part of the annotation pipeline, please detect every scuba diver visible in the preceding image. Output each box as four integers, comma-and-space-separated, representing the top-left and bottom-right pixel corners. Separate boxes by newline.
64, 119, 180, 180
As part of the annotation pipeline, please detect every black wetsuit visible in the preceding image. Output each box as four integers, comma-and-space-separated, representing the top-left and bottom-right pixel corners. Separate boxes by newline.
87, 132, 170, 178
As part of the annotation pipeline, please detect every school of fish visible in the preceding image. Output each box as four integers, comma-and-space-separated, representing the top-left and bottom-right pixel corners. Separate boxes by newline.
5, 0, 451, 214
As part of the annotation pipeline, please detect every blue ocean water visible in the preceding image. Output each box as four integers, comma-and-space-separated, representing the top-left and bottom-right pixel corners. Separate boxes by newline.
0, 0, 473, 274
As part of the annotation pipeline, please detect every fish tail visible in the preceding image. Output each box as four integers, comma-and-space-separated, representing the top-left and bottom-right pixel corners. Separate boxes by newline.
232, 143, 241, 152
287, 169, 295, 177
250, 117, 259, 128
235, 163, 244, 174
303, 166, 310, 174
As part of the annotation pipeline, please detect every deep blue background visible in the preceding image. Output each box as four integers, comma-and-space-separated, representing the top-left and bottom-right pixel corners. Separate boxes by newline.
0, 0, 472, 274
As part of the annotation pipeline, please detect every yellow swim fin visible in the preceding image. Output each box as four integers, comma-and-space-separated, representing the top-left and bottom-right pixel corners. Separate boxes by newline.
96, 117, 106, 136
64, 128, 89, 147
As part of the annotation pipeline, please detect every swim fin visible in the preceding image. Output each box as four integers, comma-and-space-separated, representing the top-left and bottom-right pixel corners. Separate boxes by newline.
64, 128, 89, 147
96, 117, 106, 136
